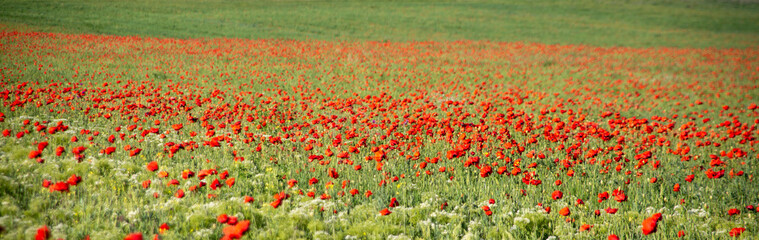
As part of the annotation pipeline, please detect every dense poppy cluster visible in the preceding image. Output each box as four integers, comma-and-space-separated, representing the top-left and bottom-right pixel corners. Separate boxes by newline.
1, 29, 757, 239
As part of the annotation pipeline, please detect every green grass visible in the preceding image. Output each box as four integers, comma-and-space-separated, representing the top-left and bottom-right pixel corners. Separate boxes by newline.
1, 0, 758, 48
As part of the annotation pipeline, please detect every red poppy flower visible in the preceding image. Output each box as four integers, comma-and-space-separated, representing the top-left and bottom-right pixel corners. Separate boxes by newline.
124, 233, 143, 240
328, 168, 339, 179
685, 174, 695, 182
634, 214, 655, 233
479, 165, 492, 178
167, 179, 180, 186
559, 207, 570, 216
197, 169, 215, 180
103, 147, 116, 155
705, 168, 724, 179
729, 227, 745, 237
29, 150, 42, 159
379, 208, 392, 216
227, 217, 238, 225
598, 192, 609, 202
210, 179, 221, 190
614, 192, 627, 202
497, 166, 509, 175
728, 208, 740, 216
129, 148, 142, 156
37, 142, 48, 151
217, 214, 229, 223
270, 192, 290, 208
222, 220, 250, 239
72, 146, 86, 155
67, 174, 81, 186
35, 225, 50, 240
579, 224, 593, 232
320, 193, 331, 200
55, 146, 64, 156
159, 223, 169, 234
287, 179, 298, 188
551, 190, 563, 200
182, 170, 194, 179
174, 189, 185, 198
385, 198, 398, 208
482, 205, 493, 216
50, 182, 69, 192
642, 213, 661, 235
309, 177, 318, 185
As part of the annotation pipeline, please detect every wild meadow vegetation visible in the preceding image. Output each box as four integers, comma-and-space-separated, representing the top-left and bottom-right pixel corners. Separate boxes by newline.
1, 0, 759, 48
0, 0, 758, 239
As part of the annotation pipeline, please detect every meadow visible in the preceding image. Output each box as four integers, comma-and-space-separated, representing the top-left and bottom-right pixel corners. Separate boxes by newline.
1, 0, 759, 48
0, 0, 758, 239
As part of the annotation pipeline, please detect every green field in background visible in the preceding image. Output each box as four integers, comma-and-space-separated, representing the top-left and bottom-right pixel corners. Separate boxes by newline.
1, 0, 758, 48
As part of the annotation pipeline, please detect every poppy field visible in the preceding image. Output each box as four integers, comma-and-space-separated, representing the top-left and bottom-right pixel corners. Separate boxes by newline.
0, 22, 758, 240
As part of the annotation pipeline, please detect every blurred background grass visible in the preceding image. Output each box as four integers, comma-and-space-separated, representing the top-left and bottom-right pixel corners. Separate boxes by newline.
1, 0, 758, 48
